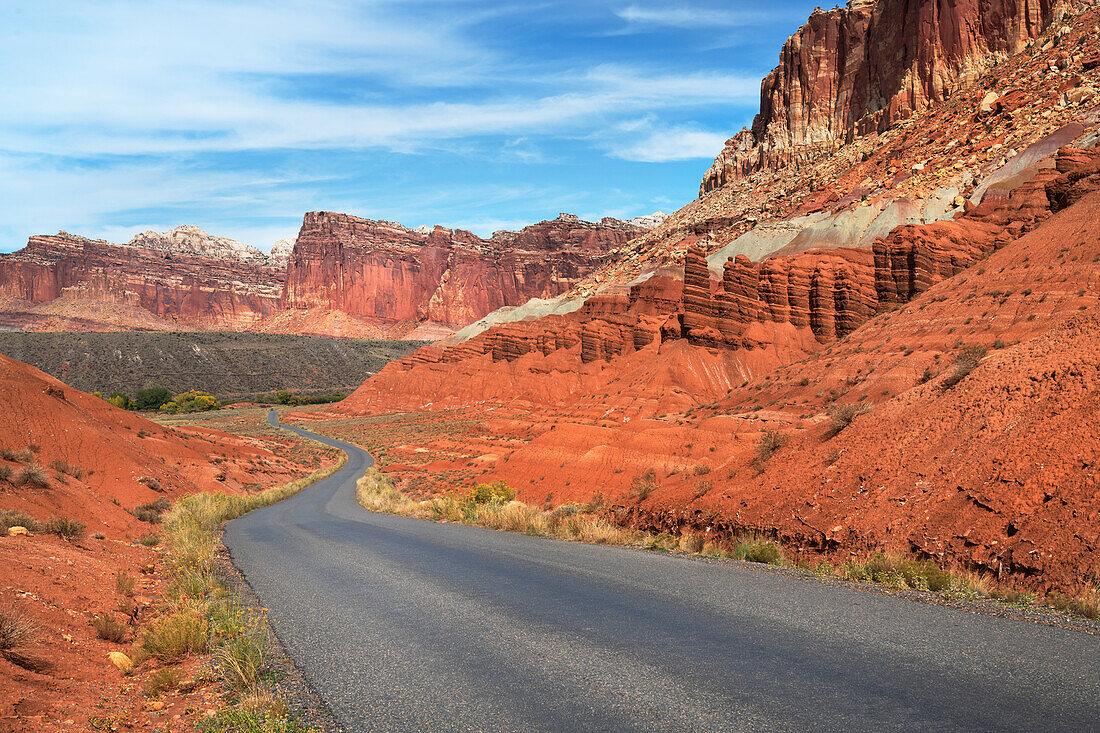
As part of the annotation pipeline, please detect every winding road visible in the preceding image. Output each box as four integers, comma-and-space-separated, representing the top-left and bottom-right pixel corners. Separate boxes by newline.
222, 411, 1100, 732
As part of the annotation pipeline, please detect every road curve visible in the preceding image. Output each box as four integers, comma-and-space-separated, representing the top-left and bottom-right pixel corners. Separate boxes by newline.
223, 411, 1099, 732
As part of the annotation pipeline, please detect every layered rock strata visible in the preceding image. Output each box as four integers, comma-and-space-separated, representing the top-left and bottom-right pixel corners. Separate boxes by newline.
702, 0, 1062, 193
281, 212, 641, 328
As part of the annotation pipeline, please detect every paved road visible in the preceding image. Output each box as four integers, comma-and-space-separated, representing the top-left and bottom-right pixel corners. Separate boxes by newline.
223, 411, 1100, 732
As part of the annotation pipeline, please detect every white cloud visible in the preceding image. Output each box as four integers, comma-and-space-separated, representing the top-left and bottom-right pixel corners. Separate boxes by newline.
608, 123, 728, 162
615, 4, 779, 28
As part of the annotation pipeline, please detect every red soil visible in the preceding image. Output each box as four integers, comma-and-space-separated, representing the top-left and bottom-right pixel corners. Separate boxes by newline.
0, 355, 325, 730
314, 148, 1100, 595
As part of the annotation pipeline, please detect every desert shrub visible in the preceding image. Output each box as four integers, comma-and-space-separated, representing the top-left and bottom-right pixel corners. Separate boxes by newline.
48, 459, 85, 480
917, 367, 935, 384
115, 570, 136, 597
139, 534, 160, 546
90, 613, 128, 643
693, 479, 713, 499
693, 464, 711, 475
0, 464, 11, 482
0, 509, 41, 534
138, 476, 163, 492
144, 667, 182, 698
134, 386, 174, 411
843, 552, 952, 591
941, 345, 987, 389
824, 403, 870, 438
581, 491, 606, 513
140, 611, 208, 662
732, 536, 784, 565
630, 469, 659, 501
0, 606, 36, 656
754, 429, 788, 468
44, 516, 86, 541
466, 480, 516, 506
16, 465, 50, 490
133, 498, 171, 524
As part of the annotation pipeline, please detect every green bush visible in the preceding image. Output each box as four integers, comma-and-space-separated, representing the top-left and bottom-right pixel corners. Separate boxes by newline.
0, 509, 41, 534
159, 390, 221, 414
134, 387, 174, 411
106, 392, 134, 410
45, 516, 86, 541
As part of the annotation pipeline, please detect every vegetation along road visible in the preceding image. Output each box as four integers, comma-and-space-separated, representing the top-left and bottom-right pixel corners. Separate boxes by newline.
222, 412, 1100, 732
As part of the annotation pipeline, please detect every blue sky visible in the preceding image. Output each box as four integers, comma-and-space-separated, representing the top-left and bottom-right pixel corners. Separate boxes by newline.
0, 0, 820, 252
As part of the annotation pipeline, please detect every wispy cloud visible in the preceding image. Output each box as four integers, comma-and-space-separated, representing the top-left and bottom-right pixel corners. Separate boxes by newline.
614, 4, 781, 28
0, 0, 810, 248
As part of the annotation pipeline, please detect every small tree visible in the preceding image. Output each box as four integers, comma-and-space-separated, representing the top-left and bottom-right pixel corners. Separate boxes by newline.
134, 387, 173, 411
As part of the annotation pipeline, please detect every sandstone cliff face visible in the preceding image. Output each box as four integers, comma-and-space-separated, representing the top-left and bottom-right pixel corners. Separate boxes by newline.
377, 146, 1099, 374
701, 0, 1060, 193
0, 231, 285, 330
282, 211, 640, 329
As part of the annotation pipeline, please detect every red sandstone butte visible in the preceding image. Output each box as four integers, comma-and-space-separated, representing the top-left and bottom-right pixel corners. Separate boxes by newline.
701, 0, 1060, 192
279, 212, 641, 334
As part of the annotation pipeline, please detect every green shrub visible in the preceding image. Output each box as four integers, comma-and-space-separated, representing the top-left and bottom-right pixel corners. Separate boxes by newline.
134, 387, 174, 411
0, 509, 41, 534
106, 393, 134, 410
733, 536, 784, 565
133, 498, 171, 524
215, 632, 266, 689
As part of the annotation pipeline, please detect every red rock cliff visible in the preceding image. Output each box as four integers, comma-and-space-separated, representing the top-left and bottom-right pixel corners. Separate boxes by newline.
0, 231, 284, 330
701, 0, 1060, 192
282, 211, 640, 328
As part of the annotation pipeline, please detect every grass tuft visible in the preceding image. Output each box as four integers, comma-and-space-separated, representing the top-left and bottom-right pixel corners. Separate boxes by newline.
90, 613, 128, 643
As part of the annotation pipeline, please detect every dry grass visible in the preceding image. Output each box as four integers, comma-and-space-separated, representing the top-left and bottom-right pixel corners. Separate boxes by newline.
140, 611, 209, 662
0, 606, 36, 655
1048, 587, 1100, 620
115, 570, 136, 597
824, 403, 870, 438
144, 667, 182, 698
48, 459, 85, 480
215, 632, 266, 689
91, 613, 128, 643
16, 464, 50, 490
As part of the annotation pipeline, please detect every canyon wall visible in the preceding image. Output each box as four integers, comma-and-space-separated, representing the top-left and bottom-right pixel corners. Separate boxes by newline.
281, 212, 642, 329
369, 146, 1097, 377
0, 214, 644, 336
0, 230, 285, 331
701, 0, 1062, 192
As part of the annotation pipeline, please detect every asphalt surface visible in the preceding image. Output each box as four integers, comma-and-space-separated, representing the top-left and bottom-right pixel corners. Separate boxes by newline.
223, 411, 1100, 732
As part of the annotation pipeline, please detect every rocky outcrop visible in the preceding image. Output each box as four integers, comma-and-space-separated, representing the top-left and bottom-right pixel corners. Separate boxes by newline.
0, 231, 284, 330
383, 146, 1100, 373
282, 211, 641, 329
701, 0, 1060, 193
127, 225, 275, 263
